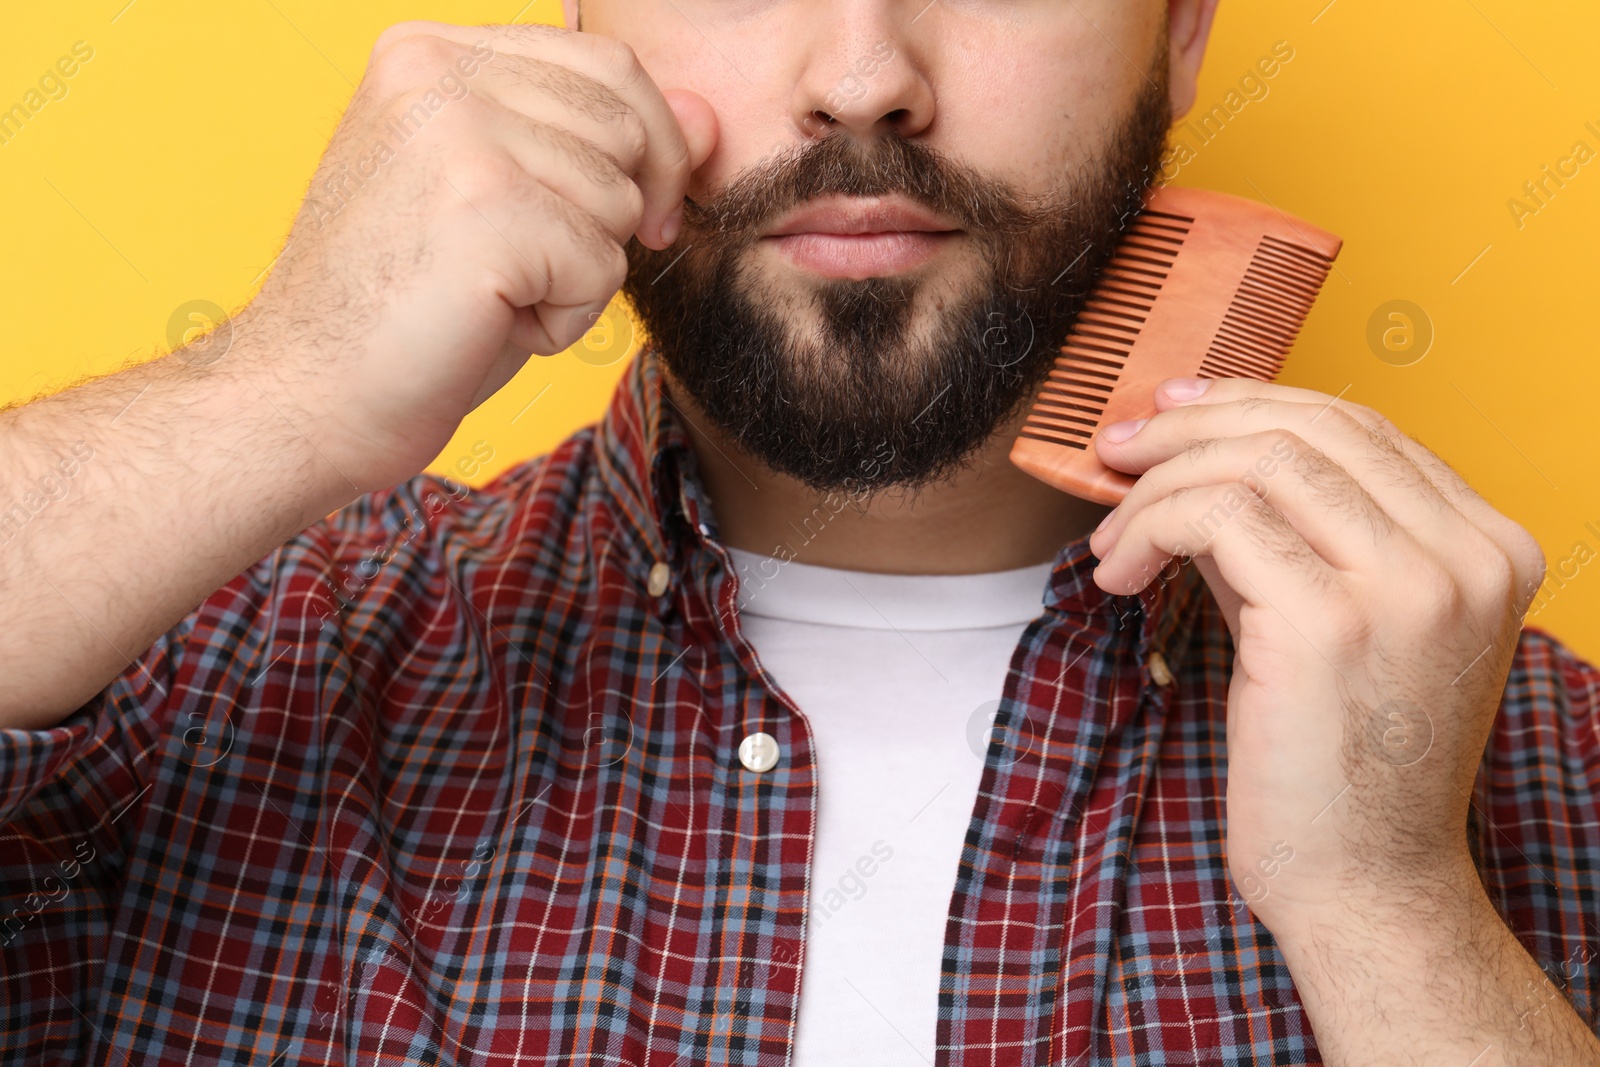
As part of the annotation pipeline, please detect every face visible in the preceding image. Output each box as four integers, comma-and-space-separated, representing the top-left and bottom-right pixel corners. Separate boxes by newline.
582, 1, 1181, 497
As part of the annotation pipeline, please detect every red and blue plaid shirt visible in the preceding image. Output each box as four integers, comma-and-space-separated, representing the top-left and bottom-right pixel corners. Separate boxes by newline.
3, 347, 1599, 1066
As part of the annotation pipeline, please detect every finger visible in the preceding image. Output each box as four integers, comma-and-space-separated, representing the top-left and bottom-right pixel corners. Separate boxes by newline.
1094, 392, 1474, 556
469, 95, 646, 244
374, 23, 700, 247
437, 159, 628, 324
475, 72, 715, 244
1090, 429, 1419, 574
471, 54, 656, 178
663, 88, 719, 176
388, 23, 697, 249
1142, 377, 1546, 600
1093, 481, 1344, 615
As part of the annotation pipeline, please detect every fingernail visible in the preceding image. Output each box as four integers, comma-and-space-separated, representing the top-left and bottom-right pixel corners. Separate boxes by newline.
1095, 507, 1117, 532
1100, 418, 1147, 444
660, 205, 684, 245
1163, 377, 1210, 401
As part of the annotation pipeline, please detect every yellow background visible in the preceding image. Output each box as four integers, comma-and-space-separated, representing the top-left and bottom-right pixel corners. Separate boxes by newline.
2, 1, 1597, 662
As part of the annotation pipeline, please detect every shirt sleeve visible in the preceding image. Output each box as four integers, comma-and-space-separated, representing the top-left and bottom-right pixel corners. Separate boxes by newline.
0, 612, 191, 837
1482, 625, 1600, 1035
0, 478, 415, 835
0, 614, 189, 1060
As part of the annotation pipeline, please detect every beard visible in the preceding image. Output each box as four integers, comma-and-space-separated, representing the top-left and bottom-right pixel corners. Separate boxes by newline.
622, 60, 1172, 500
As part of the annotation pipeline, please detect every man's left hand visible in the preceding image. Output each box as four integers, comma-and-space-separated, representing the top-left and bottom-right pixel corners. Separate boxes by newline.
1083, 375, 1600, 1065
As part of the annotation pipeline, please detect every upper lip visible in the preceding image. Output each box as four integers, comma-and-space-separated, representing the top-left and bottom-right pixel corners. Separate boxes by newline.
761, 195, 962, 237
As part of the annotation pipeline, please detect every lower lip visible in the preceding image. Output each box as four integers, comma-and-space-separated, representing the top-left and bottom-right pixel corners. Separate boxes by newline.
763, 231, 960, 278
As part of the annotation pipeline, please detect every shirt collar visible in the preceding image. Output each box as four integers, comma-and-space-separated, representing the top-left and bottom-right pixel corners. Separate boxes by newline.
591, 344, 1208, 678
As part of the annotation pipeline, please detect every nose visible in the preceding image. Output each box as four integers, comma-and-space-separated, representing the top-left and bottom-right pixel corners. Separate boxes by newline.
789, 5, 935, 143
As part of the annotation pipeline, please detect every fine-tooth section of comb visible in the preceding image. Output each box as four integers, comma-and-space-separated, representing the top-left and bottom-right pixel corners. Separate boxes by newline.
1009, 186, 1342, 507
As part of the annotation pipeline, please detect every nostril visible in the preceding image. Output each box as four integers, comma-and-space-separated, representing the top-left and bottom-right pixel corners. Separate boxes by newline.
811, 110, 837, 125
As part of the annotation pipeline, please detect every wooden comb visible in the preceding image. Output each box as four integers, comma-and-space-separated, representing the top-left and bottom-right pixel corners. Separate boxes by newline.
1009, 185, 1343, 506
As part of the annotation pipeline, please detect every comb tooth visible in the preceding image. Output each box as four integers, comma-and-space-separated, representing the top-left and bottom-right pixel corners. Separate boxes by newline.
1200, 350, 1287, 380
1029, 402, 1102, 425
1261, 234, 1334, 265
1207, 335, 1288, 363
1121, 237, 1184, 256
1057, 352, 1126, 373
1204, 355, 1283, 380
1013, 190, 1342, 506
1207, 345, 1286, 373
1196, 232, 1335, 382
1021, 206, 1202, 454
1138, 209, 1197, 228
1072, 328, 1139, 347
1209, 335, 1291, 364
1248, 254, 1327, 288
1214, 309, 1300, 349
1035, 392, 1112, 415
1213, 314, 1302, 352
1247, 247, 1332, 289
1077, 311, 1144, 332
1039, 379, 1113, 401
1093, 283, 1160, 305
1049, 359, 1122, 384
1085, 295, 1153, 318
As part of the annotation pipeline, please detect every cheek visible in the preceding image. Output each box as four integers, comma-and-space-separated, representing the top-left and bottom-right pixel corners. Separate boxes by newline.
935, 31, 1143, 190
618, 4, 1158, 201
630, 31, 794, 200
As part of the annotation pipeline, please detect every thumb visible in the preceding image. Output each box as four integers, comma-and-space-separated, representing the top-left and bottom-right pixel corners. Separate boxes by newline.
662, 88, 719, 175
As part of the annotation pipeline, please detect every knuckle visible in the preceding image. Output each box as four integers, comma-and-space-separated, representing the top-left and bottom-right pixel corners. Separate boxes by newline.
1461, 529, 1524, 607
1181, 437, 1219, 465
616, 180, 646, 232
590, 35, 643, 85
372, 20, 442, 59
443, 150, 517, 203
582, 212, 617, 265
570, 209, 621, 270
1409, 562, 1463, 620
1265, 429, 1304, 464
1476, 546, 1516, 597
1370, 413, 1404, 441
373, 30, 453, 76
1323, 406, 1365, 438
601, 240, 630, 290
1364, 423, 1407, 460
384, 85, 461, 134
1340, 399, 1386, 428
536, 122, 621, 186
616, 110, 650, 168
1515, 529, 1548, 583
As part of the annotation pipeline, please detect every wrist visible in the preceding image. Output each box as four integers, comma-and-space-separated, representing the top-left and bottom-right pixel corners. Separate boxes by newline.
1270, 863, 1499, 978
162, 330, 363, 522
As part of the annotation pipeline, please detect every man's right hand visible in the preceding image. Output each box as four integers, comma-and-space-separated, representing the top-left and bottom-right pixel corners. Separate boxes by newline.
248, 21, 718, 493
0, 20, 716, 728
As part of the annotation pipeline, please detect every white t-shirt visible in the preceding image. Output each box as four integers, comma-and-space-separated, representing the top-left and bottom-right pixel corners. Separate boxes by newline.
724, 545, 1055, 1066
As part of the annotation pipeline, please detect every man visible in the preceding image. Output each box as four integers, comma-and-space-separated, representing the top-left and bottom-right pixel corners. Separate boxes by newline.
1, 0, 1597, 1063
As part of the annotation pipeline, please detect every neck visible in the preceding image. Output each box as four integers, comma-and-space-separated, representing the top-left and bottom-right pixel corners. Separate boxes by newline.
661, 372, 1111, 576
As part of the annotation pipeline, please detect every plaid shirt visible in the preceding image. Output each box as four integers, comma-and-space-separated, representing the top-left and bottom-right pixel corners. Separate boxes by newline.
3, 347, 1598, 1066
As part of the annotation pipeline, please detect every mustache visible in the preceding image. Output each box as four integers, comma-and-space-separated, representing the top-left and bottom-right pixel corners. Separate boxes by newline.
678, 131, 1053, 242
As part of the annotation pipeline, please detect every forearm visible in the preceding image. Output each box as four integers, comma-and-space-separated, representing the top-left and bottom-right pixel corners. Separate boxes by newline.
1275, 875, 1600, 1066
0, 320, 359, 728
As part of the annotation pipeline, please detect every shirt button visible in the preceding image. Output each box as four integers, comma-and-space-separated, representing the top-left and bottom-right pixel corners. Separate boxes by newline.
1146, 650, 1174, 687
738, 731, 780, 772
647, 561, 671, 598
